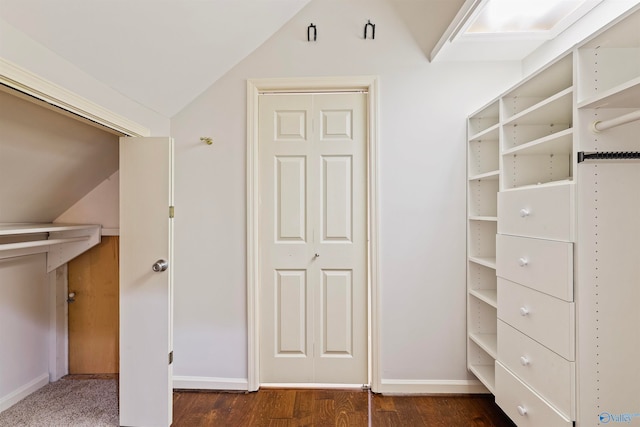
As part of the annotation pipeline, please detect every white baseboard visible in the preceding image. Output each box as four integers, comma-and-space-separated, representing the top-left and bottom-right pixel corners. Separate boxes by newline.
0, 373, 49, 413
261, 383, 363, 390
376, 379, 490, 395
173, 376, 248, 391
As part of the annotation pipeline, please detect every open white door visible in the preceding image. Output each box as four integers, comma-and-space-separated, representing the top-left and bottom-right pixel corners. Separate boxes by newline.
119, 137, 174, 427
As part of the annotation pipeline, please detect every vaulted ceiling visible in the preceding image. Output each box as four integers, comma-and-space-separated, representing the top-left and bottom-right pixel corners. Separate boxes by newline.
0, 0, 465, 117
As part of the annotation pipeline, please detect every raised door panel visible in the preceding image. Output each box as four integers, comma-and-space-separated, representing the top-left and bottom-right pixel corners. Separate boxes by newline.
276, 156, 307, 242
322, 156, 352, 242
321, 270, 353, 356
275, 270, 308, 356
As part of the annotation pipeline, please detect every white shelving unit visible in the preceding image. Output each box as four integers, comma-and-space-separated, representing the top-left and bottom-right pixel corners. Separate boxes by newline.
574, 8, 640, 426
467, 6, 640, 426
466, 100, 500, 393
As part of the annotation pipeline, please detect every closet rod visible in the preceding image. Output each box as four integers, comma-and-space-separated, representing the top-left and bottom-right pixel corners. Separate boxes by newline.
578, 151, 640, 163
590, 109, 640, 133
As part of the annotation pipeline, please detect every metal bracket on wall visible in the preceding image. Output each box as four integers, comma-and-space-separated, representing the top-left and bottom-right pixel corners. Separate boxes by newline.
364, 20, 375, 39
307, 23, 317, 42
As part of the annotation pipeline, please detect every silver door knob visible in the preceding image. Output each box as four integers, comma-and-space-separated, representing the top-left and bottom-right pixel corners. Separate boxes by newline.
152, 259, 169, 272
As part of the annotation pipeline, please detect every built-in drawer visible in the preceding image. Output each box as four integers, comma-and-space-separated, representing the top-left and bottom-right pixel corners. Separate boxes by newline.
498, 278, 575, 361
496, 362, 572, 427
498, 320, 575, 419
496, 234, 573, 301
498, 183, 574, 242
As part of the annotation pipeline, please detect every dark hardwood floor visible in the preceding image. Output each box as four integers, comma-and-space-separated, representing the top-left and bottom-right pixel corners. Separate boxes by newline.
172, 389, 516, 426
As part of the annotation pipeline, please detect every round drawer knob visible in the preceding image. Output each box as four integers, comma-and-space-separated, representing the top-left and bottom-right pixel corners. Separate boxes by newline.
518, 257, 529, 267
519, 307, 530, 316
519, 208, 531, 217
517, 405, 528, 416
520, 356, 530, 366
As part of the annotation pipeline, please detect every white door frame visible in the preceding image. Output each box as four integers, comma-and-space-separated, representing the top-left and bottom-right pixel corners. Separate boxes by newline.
0, 58, 151, 383
246, 76, 381, 392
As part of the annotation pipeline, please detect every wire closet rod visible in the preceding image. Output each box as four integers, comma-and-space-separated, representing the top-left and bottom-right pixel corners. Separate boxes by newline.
578, 151, 640, 163
590, 109, 640, 133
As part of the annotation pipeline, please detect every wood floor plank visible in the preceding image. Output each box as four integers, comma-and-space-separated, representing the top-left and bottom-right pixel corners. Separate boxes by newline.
171, 389, 516, 427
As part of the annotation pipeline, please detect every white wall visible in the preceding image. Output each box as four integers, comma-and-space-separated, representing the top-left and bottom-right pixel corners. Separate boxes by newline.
170, 0, 522, 390
55, 171, 120, 236
0, 254, 49, 412
0, 18, 170, 136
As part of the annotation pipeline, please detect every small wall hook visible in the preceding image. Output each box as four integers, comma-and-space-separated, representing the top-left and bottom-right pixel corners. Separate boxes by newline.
200, 137, 213, 145
364, 20, 375, 40
307, 23, 317, 42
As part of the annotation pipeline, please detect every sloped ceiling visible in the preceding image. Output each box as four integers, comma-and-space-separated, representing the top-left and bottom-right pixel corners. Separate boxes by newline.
0, 0, 464, 118
0, 0, 313, 118
0, 88, 119, 222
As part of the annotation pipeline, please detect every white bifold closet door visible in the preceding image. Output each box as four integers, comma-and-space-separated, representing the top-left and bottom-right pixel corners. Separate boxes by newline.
259, 93, 368, 385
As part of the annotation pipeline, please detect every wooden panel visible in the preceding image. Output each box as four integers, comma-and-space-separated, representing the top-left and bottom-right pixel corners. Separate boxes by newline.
322, 156, 352, 242
68, 236, 119, 374
321, 270, 353, 355
276, 270, 307, 356
276, 156, 306, 242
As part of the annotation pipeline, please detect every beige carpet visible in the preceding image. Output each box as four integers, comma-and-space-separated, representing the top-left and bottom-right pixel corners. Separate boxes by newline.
0, 378, 118, 426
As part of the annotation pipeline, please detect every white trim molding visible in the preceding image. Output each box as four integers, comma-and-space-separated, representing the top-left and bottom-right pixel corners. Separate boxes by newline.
0, 57, 150, 137
173, 376, 248, 391
0, 373, 49, 413
378, 379, 490, 395
246, 76, 381, 392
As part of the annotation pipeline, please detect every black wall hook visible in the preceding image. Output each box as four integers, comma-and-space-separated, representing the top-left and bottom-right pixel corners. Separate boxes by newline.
307, 23, 317, 42
364, 20, 375, 40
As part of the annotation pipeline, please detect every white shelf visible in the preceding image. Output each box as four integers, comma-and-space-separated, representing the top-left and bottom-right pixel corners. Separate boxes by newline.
468, 256, 496, 269
578, 76, 640, 109
0, 223, 100, 236
500, 178, 574, 192
0, 223, 101, 271
469, 364, 496, 394
469, 170, 499, 181
469, 123, 500, 142
469, 332, 497, 359
469, 216, 498, 222
469, 289, 497, 308
504, 87, 574, 127
502, 128, 573, 157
